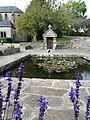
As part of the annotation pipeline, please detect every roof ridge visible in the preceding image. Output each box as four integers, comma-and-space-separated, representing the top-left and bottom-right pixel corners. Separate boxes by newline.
0, 6, 23, 13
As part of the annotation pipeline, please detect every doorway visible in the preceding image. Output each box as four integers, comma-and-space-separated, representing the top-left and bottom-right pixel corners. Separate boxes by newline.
47, 37, 53, 49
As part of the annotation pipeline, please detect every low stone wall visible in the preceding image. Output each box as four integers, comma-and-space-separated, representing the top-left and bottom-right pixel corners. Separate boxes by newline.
56, 44, 70, 49
70, 37, 90, 49
2, 48, 20, 55
0, 54, 31, 73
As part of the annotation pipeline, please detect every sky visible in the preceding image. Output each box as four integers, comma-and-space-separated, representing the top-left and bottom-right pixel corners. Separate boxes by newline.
0, 0, 90, 17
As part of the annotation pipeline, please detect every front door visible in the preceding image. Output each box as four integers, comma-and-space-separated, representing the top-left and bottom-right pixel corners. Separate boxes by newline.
47, 37, 53, 49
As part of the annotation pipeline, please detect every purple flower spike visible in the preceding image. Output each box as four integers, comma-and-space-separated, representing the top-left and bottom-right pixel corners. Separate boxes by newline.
2, 71, 13, 120
5, 72, 13, 102
8, 101, 12, 107
69, 87, 75, 103
12, 102, 22, 120
86, 96, 90, 120
69, 74, 81, 120
0, 82, 4, 119
75, 75, 81, 88
5, 71, 12, 82
12, 63, 24, 119
14, 63, 24, 100
5, 71, 11, 77
0, 75, 3, 79
17, 63, 24, 74
37, 96, 48, 120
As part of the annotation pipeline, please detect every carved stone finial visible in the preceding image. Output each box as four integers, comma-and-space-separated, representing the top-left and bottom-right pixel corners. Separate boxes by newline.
48, 24, 52, 29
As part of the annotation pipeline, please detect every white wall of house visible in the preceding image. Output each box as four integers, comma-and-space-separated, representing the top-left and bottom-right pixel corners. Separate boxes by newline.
1, 13, 20, 23
0, 7, 27, 42
0, 26, 14, 38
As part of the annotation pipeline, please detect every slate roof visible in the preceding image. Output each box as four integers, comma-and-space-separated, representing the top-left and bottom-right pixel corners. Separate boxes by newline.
0, 6, 22, 13
43, 26, 57, 38
0, 20, 15, 28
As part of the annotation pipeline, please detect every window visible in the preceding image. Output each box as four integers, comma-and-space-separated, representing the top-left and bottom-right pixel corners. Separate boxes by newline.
1, 32, 3, 37
5, 14, 8, 20
18, 14, 20, 16
4, 32, 6, 37
12, 13, 15, 23
0, 31, 6, 38
12, 13, 14, 16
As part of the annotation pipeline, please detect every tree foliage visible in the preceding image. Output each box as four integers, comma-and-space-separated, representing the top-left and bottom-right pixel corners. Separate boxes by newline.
61, 0, 87, 18
15, 0, 87, 39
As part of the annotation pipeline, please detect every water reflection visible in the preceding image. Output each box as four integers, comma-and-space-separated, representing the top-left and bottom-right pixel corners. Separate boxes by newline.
1, 57, 90, 80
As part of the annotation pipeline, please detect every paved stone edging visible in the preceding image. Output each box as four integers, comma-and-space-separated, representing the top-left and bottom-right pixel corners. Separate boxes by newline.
0, 53, 31, 73
0, 78, 90, 120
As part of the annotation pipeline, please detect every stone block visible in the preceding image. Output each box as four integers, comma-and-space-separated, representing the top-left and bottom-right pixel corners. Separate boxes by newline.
25, 45, 32, 50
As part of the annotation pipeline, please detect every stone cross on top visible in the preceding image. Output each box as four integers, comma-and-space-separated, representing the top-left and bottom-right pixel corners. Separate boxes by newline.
48, 24, 52, 29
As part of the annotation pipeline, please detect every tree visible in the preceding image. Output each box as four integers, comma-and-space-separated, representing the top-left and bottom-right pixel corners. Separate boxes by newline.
69, 18, 90, 36
61, 0, 87, 19
59, 0, 87, 36
15, 0, 77, 39
15, 0, 50, 40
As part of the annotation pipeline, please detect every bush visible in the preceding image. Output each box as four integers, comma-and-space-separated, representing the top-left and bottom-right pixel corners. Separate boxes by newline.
3, 38, 12, 43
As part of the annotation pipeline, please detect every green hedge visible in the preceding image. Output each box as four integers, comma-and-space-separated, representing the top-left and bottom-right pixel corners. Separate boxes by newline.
3, 37, 12, 43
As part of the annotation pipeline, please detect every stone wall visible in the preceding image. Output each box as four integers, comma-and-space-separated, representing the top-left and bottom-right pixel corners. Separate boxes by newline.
2, 48, 20, 55
70, 37, 90, 49
0, 53, 31, 73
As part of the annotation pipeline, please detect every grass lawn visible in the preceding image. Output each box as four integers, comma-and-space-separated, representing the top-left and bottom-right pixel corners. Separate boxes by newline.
34, 36, 72, 44
57, 36, 72, 44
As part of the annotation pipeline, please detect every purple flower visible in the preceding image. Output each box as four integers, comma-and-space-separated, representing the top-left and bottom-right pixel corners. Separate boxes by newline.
0, 75, 3, 79
14, 63, 24, 100
69, 87, 75, 103
17, 63, 24, 74
8, 101, 12, 107
2, 71, 13, 119
86, 96, 90, 120
5, 71, 11, 77
5, 71, 12, 82
37, 96, 48, 120
17, 63, 25, 82
69, 74, 81, 120
0, 82, 3, 119
5, 71, 13, 102
12, 63, 24, 119
75, 75, 81, 88
12, 102, 22, 120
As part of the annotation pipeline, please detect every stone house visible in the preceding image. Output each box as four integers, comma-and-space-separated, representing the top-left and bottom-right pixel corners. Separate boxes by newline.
0, 6, 25, 42
43, 25, 57, 49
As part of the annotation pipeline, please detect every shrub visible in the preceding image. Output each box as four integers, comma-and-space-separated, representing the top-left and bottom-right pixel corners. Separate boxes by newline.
3, 38, 12, 43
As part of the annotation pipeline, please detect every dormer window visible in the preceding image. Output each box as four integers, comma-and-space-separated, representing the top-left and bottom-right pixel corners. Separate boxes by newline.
18, 14, 20, 16
12, 12, 15, 23
5, 14, 8, 20
12, 12, 14, 16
